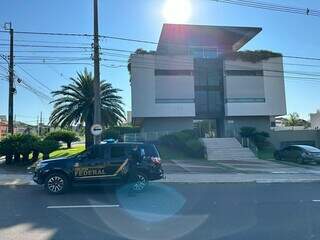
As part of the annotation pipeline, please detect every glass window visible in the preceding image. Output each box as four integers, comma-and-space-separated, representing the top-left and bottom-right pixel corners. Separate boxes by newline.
207, 71, 220, 86
190, 48, 203, 58
110, 146, 126, 158
204, 49, 218, 59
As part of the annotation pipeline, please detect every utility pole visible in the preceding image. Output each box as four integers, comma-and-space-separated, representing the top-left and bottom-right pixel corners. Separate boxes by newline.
5, 23, 14, 135
39, 111, 42, 136
93, 0, 102, 144
37, 115, 39, 136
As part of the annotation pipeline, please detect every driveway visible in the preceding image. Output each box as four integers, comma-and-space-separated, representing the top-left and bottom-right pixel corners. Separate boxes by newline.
162, 158, 320, 175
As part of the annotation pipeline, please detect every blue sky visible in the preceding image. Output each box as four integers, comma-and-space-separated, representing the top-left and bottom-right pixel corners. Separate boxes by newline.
0, 0, 320, 124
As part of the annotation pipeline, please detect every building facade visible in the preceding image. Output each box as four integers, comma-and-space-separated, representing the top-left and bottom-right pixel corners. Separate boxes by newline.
310, 110, 320, 129
130, 24, 287, 137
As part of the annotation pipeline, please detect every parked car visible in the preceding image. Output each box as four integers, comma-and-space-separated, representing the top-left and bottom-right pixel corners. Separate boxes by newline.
274, 145, 320, 164
33, 142, 164, 194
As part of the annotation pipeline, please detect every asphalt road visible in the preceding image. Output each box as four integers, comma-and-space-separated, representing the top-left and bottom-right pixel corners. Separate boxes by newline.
1, 183, 320, 240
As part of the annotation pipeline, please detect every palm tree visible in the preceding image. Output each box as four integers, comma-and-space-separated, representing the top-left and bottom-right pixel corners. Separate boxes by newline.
284, 112, 300, 127
49, 69, 125, 148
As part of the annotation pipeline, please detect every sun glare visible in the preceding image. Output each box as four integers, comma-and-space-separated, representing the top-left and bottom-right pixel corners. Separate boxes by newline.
163, 0, 192, 23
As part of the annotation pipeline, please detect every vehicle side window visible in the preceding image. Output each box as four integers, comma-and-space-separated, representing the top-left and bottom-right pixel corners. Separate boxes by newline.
110, 146, 126, 158
88, 145, 104, 159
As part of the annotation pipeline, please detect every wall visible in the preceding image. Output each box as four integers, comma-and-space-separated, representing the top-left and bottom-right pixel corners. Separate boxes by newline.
224, 57, 286, 117
131, 54, 195, 118
141, 117, 193, 133
224, 116, 271, 137
269, 130, 320, 149
310, 111, 320, 129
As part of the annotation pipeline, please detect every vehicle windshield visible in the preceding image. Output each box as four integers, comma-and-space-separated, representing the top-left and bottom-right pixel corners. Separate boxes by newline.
300, 146, 320, 152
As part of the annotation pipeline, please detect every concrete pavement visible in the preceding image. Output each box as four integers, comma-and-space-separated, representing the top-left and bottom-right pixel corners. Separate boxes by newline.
1, 183, 320, 239
4, 158, 320, 185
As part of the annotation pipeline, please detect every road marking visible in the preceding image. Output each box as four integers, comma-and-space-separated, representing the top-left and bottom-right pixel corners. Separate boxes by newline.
312, 200, 320, 202
47, 204, 120, 209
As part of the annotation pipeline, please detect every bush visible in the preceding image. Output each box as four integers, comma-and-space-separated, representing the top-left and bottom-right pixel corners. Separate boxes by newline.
239, 127, 257, 138
0, 134, 40, 164
252, 131, 270, 150
158, 129, 204, 159
239, 127, 270, 150
102, 126, 140, 141
185, 139, 205, 158
46, 130, 79, 148
37, 139, 60, 160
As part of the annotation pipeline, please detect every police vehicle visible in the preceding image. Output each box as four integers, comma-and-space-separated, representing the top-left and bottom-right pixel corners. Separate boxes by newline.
33, 143, 164, 194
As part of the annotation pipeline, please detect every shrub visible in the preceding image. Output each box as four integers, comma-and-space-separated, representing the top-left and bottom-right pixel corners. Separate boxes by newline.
239, 127, 257, 138
37, 139, 60, 160
46, 130, 79, 148
158, 129, 204, 159
252, 131, 270, 150
0, 134, 40, 164
102, 126, 140, 141
185, 139, 205, 158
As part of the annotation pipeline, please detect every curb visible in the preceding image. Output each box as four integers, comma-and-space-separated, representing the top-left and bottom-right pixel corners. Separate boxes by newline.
2, 174, 320, 186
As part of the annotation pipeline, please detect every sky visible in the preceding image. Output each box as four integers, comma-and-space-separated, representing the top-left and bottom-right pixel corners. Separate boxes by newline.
0, 0, 320, 125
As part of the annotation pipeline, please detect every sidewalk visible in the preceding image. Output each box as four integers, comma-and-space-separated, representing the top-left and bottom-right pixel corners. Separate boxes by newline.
159, 173, 320, 183
2, 172, 320, 186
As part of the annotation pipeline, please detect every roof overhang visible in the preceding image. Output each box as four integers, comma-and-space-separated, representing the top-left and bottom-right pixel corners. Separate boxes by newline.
157, 24, 262, 52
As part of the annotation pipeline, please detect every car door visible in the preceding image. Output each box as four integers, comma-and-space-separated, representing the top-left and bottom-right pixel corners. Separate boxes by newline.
106, 145, 130, 178
73, 145, 109, 182
281, 147, 292, 161
284, 146, 300, 161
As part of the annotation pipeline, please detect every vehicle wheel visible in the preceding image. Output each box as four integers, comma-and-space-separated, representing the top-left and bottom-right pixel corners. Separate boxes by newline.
132, 173, 148, 192
45, 172, 69, 194
296, 157, 305, 164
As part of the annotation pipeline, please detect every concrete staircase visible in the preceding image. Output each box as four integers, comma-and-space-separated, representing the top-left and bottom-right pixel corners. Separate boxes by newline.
201, 138, 258, 161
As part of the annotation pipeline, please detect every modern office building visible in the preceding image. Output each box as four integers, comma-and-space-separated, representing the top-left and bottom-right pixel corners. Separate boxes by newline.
130, 24, 286, 137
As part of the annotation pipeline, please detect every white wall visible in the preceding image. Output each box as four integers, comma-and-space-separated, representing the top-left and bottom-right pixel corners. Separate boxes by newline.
225, 57, 286, 117
131, 54, 195, 118
310, 111, 320, 129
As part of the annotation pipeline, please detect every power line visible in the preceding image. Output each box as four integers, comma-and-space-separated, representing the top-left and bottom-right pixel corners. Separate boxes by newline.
210, 0, 320, 17
15, 64, 53, 92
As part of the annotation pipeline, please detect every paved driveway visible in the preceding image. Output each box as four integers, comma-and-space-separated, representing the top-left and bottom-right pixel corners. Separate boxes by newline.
162, 158, 320, 175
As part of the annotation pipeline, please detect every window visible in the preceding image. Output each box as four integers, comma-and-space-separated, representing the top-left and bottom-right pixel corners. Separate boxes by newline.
225, 70, 263, 76
189, 47, 218, 59
155, 69, 193, 76
110, 146, 126, 158
207, 71, 220, 86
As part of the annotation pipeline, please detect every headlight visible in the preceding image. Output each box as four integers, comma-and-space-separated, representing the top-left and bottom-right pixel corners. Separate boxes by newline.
36, 162, 48, 169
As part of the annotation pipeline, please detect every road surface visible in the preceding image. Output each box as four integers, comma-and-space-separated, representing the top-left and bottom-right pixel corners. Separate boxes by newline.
1, 183, 320, 239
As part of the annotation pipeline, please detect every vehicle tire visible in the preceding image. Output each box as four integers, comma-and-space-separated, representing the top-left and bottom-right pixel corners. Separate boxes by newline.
131, 172, 148, 192
296, 156, 305, 165
45, 172, 69, 194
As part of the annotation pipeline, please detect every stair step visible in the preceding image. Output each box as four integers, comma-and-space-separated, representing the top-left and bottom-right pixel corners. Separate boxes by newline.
202, 137, 258, 161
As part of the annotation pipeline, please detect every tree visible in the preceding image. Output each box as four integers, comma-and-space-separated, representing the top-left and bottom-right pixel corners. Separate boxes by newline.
37, 139, 60, 160
284, 112, 300, 126
49, 69, 125, 149
46, 130, 79, 148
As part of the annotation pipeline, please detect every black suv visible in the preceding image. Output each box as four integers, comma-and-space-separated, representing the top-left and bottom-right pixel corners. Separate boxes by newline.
33, 143, 164, 194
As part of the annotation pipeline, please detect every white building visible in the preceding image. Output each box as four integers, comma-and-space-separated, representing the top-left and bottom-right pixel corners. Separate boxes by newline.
130, 24, 287, 137
310, 110, 320, 129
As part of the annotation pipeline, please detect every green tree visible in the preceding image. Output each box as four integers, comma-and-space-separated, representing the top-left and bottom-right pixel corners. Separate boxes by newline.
37, 139, 60, 160
46, 130, 79, 148
284, 112, 300, 126
49, 69, 125, 149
